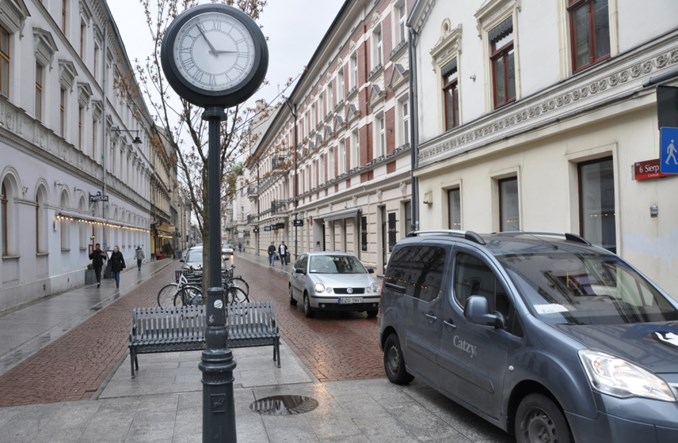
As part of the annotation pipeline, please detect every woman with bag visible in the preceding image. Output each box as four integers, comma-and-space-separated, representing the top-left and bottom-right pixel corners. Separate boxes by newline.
110, 245, 126, 289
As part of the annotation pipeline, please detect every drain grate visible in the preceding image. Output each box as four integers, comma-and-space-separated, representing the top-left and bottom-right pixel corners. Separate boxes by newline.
249, 395, 319, 416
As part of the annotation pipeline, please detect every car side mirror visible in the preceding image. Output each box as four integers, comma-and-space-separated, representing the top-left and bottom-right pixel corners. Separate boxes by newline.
295, 268, 305, 275
367, 268, 375, 274
180, 259, 185, 263
464, 295, 504, 328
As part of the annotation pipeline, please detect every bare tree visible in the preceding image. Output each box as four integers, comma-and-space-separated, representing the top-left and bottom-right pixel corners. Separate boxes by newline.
128, 0, 268, 285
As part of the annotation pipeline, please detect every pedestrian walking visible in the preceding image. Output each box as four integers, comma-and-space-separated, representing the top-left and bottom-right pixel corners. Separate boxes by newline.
267, 242, 277, 266
135, 246, 145, 270
89, 243, 107, 288
109, 245, 126, 289
278, 241, 288, 266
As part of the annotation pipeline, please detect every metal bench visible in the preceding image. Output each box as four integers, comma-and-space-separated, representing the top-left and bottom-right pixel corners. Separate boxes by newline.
128, 301, 280, 377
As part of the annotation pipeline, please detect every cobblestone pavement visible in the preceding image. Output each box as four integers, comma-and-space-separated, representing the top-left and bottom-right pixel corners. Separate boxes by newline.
235, 259, 384, 383
0, 265, 177, 407
0, 255, 383, 407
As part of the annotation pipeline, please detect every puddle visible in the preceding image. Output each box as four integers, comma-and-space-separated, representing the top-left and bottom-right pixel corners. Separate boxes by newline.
249, 395, 319, 415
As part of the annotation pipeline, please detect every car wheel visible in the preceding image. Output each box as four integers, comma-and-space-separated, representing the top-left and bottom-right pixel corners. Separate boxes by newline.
289, 285, 297, 305
515, 393, 572, 443
383, 333, 414, 384
366, 309, 378, 319
303, 293, 314, 318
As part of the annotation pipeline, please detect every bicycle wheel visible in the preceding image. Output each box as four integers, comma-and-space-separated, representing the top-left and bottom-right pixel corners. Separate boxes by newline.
158, 283, 179, 308
230, 276, 249, 297
174, 285, 203, 306
226, 286, 249, 304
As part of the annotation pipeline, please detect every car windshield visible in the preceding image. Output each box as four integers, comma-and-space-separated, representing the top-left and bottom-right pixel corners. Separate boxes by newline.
186, 249, 202, 262
499, 252, 678, 325
309, 255, 367, 274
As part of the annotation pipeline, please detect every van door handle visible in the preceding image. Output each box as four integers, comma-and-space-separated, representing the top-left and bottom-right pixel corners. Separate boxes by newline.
425, 313, 437, 323
443, 319, 456, 329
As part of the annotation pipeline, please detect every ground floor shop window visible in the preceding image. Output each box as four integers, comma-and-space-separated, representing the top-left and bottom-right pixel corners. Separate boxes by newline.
579, 157, 616, 252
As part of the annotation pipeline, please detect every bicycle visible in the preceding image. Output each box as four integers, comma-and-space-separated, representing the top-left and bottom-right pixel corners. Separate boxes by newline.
222, 265, 249, 299
157, 270, 203, 308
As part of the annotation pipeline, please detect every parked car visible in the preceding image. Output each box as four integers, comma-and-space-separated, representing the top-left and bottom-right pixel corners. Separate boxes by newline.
180, 246, 203, 277
289, 252, 380, 318
379, 230, 678, 443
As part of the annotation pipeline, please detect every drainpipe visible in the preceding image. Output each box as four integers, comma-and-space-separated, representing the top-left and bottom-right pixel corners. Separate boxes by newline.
408, 26, 419, 232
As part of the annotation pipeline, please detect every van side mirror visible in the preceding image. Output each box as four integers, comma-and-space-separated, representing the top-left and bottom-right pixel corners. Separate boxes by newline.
465, 295, 505, 328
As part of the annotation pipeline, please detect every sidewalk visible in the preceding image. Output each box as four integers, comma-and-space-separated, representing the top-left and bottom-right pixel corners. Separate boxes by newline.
0, 252, 511, 442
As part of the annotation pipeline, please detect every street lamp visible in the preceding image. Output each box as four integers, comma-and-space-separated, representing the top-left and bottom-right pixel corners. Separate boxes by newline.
111, 126, 143, 144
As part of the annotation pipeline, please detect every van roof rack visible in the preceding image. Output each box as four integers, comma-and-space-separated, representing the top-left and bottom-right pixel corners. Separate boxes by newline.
495, 231, 591, 245
407, 229, 486, 245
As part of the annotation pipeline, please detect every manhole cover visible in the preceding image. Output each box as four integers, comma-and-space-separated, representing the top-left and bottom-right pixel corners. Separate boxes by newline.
249, 395, 318, 416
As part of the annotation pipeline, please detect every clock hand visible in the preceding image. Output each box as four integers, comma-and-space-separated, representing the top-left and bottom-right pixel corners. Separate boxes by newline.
196, 25, 219, 55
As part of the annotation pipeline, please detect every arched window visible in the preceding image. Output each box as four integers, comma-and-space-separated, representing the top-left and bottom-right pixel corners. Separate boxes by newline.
78, 196, 87, 250
36, 185, 47, 253
60, 191, 70, 250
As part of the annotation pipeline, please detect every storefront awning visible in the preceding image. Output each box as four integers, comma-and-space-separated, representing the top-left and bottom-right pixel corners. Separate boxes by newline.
323, 209, 361, 222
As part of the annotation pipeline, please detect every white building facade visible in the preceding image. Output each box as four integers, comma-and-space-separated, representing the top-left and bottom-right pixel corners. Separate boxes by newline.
410, 0, 678, 294
0, 0, 156, 310
247, 0, 415, 273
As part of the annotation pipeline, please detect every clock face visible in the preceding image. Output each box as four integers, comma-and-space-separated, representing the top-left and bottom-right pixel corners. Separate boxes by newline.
172, 11, 257, 92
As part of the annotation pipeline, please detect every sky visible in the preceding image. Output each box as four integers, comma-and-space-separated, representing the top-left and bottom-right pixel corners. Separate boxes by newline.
108, 0, 345, 108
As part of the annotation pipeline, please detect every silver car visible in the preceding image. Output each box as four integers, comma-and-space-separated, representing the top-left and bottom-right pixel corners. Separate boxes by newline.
289, 252, 380, 318
180, 246, 203, 277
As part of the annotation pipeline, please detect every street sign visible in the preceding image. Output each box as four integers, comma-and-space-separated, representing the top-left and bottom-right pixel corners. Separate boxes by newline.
293, 219, 304, 227
89, 191, 109, 203
659, 127, 678, 174
634, 159, 671, 180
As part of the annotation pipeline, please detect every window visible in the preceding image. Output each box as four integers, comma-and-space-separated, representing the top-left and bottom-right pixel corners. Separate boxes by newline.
396, 2, 407, 44
568, 0, 610, 72
453, 252, 512, 326
35, 63, 44, 120
372, 25, 383, 68
350, 52, 358, 89
93, 41, 100, 81
328, 147, 335, 180
79, 19, 86, 57
60, 192, 69, 250
338, 138, 346, 175
61, 0, 68, 33
403, 201, 412, 236
490, 17, 515, 109
328, 81, 334, 111
0, 26, 9, 97
1, 181, 8, 256
442, 61, 459, 130
388, 212, 397, 252
399, 97, 410, 146
351, 129, 360, 169
78, 103, 84, 149
579, 157, 615, 252
499, 177, 519, 231
60, 87, 67, 137
361, 216, 368, 251
91, 116, 99, 159
448, 188, 461, 229
375, 114, 385, 158
36, 188, 47, 253
337, 68, 345, 101
384, 245, 446, 302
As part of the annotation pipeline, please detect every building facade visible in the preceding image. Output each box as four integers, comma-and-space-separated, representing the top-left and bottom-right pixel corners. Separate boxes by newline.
0, 0, 158, 311
245, 0, 415, 273
410, 0, 678, 294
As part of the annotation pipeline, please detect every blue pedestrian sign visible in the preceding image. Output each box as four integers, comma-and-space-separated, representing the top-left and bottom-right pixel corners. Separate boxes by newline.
660, 127, 678, 174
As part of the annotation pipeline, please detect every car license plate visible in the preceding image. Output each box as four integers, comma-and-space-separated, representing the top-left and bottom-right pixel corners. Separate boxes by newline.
338, 297, 362, 304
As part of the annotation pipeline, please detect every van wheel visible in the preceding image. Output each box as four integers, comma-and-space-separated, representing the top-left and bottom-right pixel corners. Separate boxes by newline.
289, 285, 297, 305
515, 393, 572, 443
383, 333, 414, 384
303, 293, 314, 318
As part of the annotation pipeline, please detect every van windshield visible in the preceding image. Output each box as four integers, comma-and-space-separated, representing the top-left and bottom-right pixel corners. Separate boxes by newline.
499, 252, 678, 325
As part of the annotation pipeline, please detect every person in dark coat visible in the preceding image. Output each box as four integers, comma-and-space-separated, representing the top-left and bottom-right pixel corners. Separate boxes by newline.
109, 245, 126, 289
89, 243, 107, 288
267, 242, 277, 266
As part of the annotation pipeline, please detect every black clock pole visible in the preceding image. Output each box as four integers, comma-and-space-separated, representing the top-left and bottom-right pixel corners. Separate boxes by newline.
199, 105, 236, 442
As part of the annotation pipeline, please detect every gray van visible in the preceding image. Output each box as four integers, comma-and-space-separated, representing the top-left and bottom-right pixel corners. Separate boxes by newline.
378, 231, 678, 443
